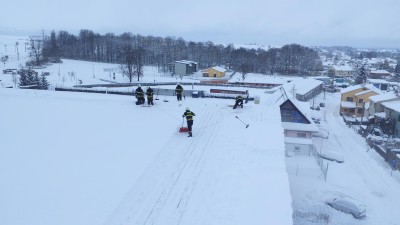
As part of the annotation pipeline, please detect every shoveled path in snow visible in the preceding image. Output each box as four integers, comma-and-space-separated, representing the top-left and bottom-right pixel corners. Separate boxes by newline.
104, 102, 292, 225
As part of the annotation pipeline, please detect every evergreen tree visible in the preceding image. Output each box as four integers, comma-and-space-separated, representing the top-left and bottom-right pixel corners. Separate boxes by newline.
33, 73, 40, 88
40, 74, 49, 90
18, 70, 29, 86
355, 65, 367, 84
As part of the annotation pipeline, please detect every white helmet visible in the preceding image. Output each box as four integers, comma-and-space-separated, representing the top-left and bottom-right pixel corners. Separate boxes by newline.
138, 84, 141, 87
186, 107, 190, 110
177, 82, 181, 85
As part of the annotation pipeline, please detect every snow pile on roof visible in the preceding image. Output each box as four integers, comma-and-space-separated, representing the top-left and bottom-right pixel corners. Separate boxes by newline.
382, 101, 400, 112
288, 78, 323, 95
369, 92, 398, 102
355, 89, 374, 96
340, 84, 382, 94
211, 66, 227, 73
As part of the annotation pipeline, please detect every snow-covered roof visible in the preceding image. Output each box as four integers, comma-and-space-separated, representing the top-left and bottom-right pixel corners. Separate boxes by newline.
382, 101, 400, 112
367, 78, 392, 84
211, 66, 227, 73
340, 84, 382, 94
341, 101, 356, 108
369, 93, 399, 102
370, 70, 390, 74
175, 60, 198, 64
332, 65, 354, 71
355, 90, 374, 96
374, 112, 386, 118
284, 137, 313, 145
286, 78, 323, 95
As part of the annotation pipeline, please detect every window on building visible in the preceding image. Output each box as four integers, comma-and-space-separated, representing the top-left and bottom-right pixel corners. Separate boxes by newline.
358, 99, 363, 103
398, 115, 400, 122
297, 133, 307, 138
349, 108, 355, 113
346, 97, 353, 102
294, 146, 300, 151
357, 108, 364, 113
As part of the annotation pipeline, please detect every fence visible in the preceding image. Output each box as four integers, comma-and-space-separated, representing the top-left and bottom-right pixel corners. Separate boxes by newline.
311, 146, 329, 182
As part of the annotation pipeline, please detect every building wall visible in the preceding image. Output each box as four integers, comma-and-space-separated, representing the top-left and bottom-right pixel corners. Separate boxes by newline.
285, 130, 312, 139
205, 68, 225, 78
285, 143, 312, 155
175, 63, 187, 75
384, 108, 400, 138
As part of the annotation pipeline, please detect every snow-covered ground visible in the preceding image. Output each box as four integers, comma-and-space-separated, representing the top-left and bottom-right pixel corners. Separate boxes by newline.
287, 92, 400, 225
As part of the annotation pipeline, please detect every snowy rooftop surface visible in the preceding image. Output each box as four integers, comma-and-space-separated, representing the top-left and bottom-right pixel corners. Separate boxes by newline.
340, 84, 382, 94
0, 88, 292, 225
381, 101, 400, 113
370, 69, 390, 74
369, 92, 399, 102
374, 112, 386, 118
355, 89, 374, 96
288, 78, 323, 95
175, 60, 198, 64
332, 65, 354, 71
229, 73, 292, 84
367, 78, 393, 84
211, 66, 227, 73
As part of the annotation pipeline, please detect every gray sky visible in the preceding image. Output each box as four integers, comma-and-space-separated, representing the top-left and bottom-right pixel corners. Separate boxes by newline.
2, 0, 399, 48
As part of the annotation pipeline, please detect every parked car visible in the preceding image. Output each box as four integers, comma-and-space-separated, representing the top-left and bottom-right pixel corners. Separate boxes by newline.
320, 150, 344, 163
326, 196, 366, 218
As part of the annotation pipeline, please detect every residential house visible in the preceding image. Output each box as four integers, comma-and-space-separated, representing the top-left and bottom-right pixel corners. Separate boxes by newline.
340, 84, 381, 118
174, 60, 198, 75
280, 98, 319, 154
290, 78, 323, 102
381, 101, 400, 137
369, 70, 391, 79
329, 65, 355, 77
203, 66, 227, 78
368, 93, 400, 117
367, 78, 396, 91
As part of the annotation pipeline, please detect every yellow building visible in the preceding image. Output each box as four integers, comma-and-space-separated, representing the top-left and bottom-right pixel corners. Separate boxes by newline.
203, 66, 227, 78
340, 84, 380, 117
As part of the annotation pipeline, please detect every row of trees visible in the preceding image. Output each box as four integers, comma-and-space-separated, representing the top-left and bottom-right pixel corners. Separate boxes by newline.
35, 29, 322, 80
19, 69, 49, 90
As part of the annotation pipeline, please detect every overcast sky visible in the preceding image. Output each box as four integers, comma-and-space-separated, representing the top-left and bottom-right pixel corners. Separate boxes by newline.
1, 0, 399, 48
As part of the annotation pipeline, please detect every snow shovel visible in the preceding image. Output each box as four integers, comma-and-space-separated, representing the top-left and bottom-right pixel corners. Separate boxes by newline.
235, 116, 249, 128
155, 88, 160, 100
163, 90, 169, 102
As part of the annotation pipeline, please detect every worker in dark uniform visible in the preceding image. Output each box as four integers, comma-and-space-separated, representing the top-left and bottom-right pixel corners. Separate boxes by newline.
146, 87, 154, 106
182, 107, 195, 137
233, 95, 243, 109
134, 84, 145, 105
175, 83, 183, 101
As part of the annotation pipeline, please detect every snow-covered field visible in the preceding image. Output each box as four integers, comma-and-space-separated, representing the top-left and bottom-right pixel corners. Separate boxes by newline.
2, 34, 400, 225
